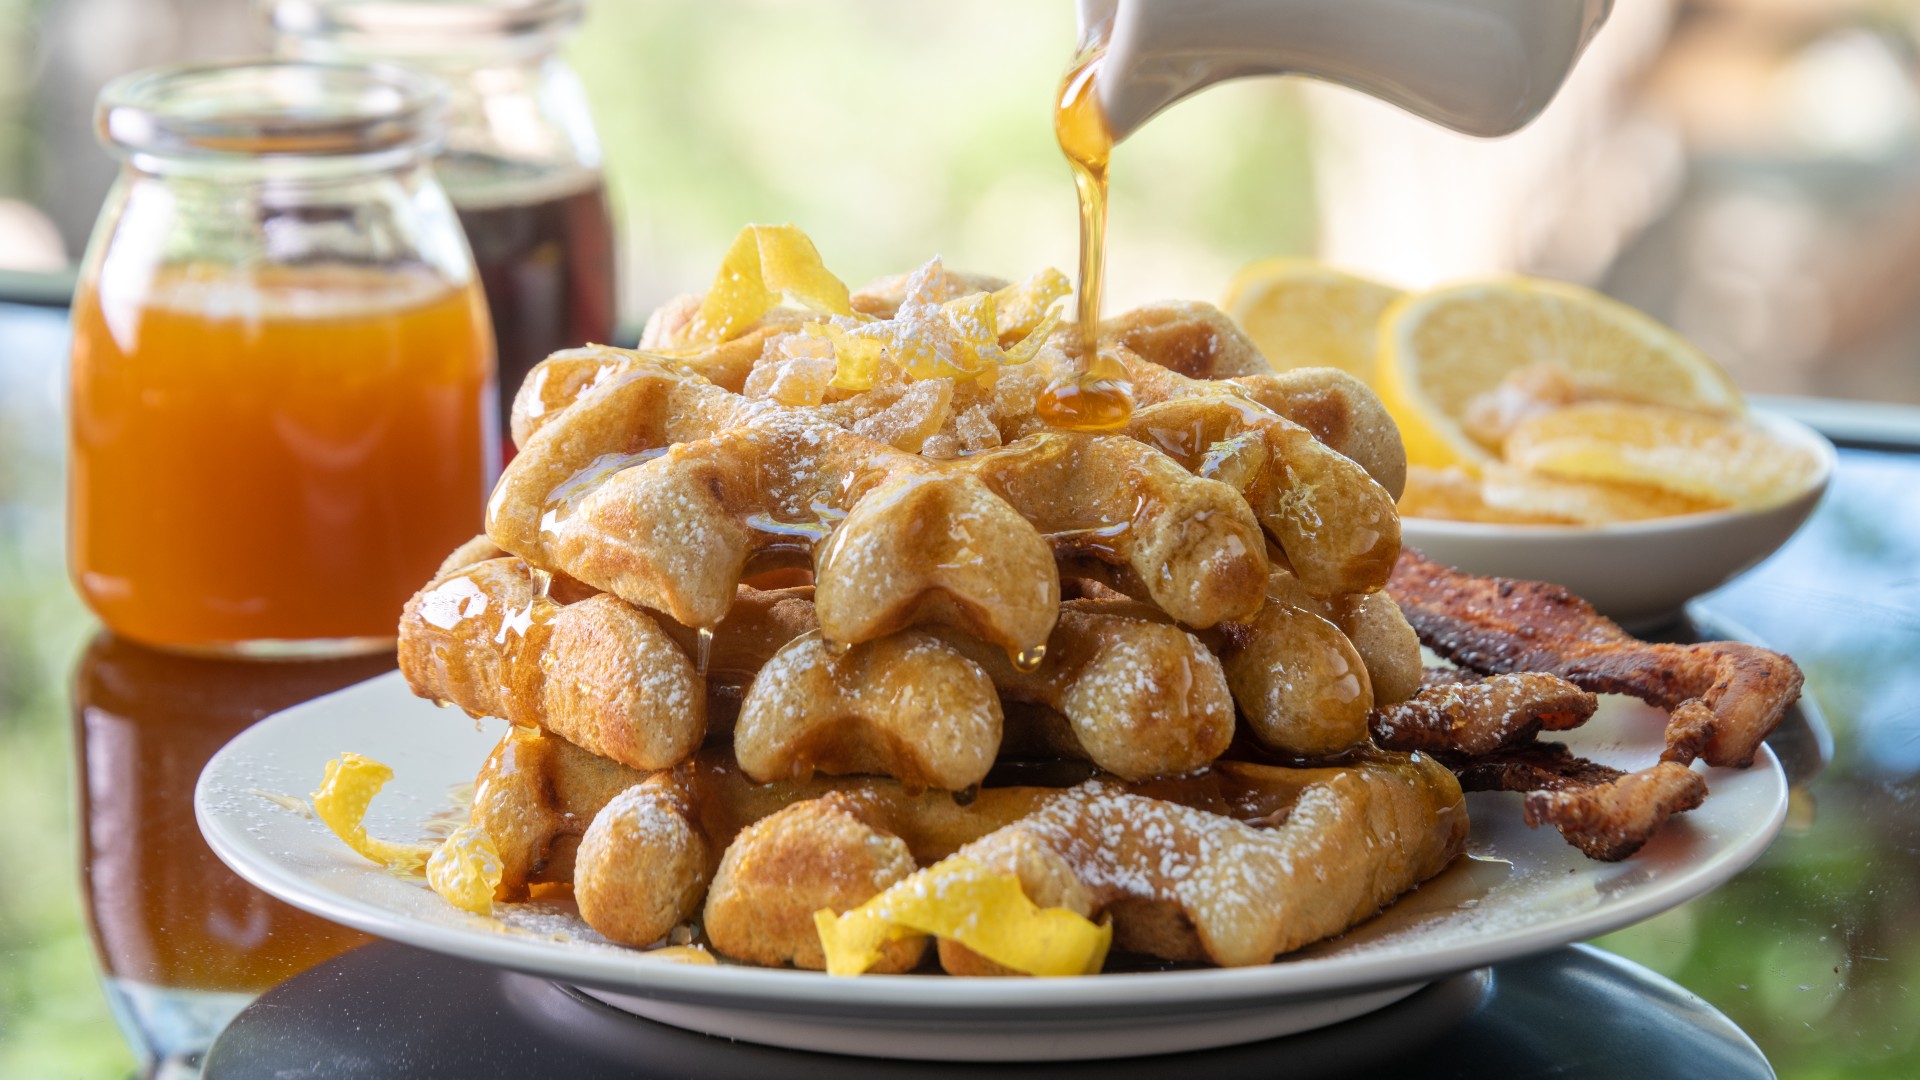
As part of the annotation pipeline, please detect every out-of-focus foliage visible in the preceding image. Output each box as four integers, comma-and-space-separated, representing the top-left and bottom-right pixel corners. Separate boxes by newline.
0, 303, 126, 1078
0, 0, 34, 193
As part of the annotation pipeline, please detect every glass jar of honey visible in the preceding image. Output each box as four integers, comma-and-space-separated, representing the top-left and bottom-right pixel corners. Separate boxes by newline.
269, 0, 619, 464
69, 60, 497, 657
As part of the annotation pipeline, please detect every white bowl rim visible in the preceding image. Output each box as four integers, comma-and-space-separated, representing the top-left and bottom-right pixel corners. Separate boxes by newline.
1398, 407, 1836, 539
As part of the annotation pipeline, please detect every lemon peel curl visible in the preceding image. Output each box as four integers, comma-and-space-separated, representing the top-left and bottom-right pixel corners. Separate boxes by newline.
814, 855, 1110, 977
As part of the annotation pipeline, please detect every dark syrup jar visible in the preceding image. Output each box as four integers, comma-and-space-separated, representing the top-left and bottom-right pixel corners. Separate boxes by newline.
272, 0, 618, 465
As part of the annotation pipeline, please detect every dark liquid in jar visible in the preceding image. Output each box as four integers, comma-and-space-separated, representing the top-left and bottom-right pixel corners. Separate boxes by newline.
447, 158, 618, 463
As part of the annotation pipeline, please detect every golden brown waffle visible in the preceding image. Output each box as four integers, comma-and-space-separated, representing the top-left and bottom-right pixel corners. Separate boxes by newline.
956, 432, 1268, 627
1279, 574, 1424, 708
1098, 303, 1406, 499
573, 750, 1054, 949
935, 755, 1464, 969
492, 376, 1061, 659
573, 750, 1463, 969
926, 605, 1236, 780
507, 331, 1400, 603
493, 349, 1304, 644
470, 725, 646, 900
704, 795, 929, 972
1053, 595, 1371, 759
399, 557, 704, 770
413, 566, 1348, 784
734, 631, 1004, 791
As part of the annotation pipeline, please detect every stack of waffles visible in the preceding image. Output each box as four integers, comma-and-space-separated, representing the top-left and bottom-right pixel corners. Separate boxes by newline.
397, 239, 1476, 975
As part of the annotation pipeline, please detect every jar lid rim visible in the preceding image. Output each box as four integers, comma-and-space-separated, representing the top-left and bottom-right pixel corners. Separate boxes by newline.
97, 59, 447, 162
267, 0, 584, 50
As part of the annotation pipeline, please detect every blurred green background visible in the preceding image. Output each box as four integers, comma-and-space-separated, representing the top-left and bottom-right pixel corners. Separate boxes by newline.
4, 0, 1920, 1076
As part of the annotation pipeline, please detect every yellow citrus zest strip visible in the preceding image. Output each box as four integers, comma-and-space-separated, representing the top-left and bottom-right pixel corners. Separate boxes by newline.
426, 824, 504, 917
816, 322, 885, 391
991, 268, 1071, 342
312, 752, 436, 874
690, 224, 853, 342
814, 855, 1111, 977
1001, 312, 1059, 366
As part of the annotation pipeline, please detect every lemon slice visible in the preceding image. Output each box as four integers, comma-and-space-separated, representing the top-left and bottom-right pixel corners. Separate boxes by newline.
1397, 465, 1571, 524
1221, 258, 1403, 380
1397, 463, 1729, 525
1504, 402, 1818, 510
1483, 464, 1729, 524
1377, 278, 1745, 470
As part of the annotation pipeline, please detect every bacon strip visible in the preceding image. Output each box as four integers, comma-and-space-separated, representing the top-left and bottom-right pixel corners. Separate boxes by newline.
1444, 743, 1708, 861
1370, 672, 1596, 756
1419, 665, 1478, 690
1390, 549, 1801, 768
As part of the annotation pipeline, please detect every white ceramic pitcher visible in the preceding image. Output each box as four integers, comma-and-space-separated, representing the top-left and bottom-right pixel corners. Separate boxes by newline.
1080, 0, 1614, 141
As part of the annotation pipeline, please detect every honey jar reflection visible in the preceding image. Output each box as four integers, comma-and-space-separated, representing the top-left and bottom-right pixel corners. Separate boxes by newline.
75, 633, 386, 1069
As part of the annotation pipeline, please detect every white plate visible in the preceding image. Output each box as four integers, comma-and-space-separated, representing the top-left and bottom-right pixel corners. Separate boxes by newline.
197, 671, 1787, 1062
1402, 409, 1834, 630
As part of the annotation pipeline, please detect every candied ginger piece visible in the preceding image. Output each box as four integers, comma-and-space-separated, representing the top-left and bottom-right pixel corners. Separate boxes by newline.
845, 378, 953, 452
744, 332, 839, 405
1460, 362, 1582, 451
312, 753, 435, 873
822, 258, 1065, 392
814, 855, 1110, 977
690, 224, 854, 343
816, 320, 889, 392
427, 824, 505, 916
953, 403, 1004, 454
942, 290, 999, 350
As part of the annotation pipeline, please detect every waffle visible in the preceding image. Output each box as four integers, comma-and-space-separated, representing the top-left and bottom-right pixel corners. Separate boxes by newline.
400, 556, 703, 770
403, 562, 1378, 780
408, 241, 1442, 972
369, 232, 1794, 975
568, 747, 1463, 969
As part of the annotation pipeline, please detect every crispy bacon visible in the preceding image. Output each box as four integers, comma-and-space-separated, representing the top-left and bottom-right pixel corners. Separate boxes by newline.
1445, 743, 1708, 861
1418, 665, 1478, 690
1390, 549, 1802, 768
1370, 672, 1596, 756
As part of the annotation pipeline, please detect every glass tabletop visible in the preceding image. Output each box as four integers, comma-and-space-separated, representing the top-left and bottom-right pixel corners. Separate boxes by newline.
3, 296, 1918, 1078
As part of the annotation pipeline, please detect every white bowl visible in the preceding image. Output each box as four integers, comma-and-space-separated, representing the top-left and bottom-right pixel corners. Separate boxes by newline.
1399, 409, 1835, 631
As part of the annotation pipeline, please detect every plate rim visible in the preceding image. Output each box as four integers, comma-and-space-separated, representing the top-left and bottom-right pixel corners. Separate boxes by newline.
195, 671, 1789, 1014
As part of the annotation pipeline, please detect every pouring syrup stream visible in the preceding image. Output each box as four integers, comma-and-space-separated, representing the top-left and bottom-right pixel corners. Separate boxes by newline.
1037, 46, 1136, 432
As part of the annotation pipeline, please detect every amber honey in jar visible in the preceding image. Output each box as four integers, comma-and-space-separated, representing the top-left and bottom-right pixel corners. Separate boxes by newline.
271, 0, 619, 464
69, 61, 496, 656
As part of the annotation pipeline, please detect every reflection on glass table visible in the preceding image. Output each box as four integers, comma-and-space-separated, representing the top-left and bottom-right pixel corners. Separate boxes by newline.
74, 635, 387, 1076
